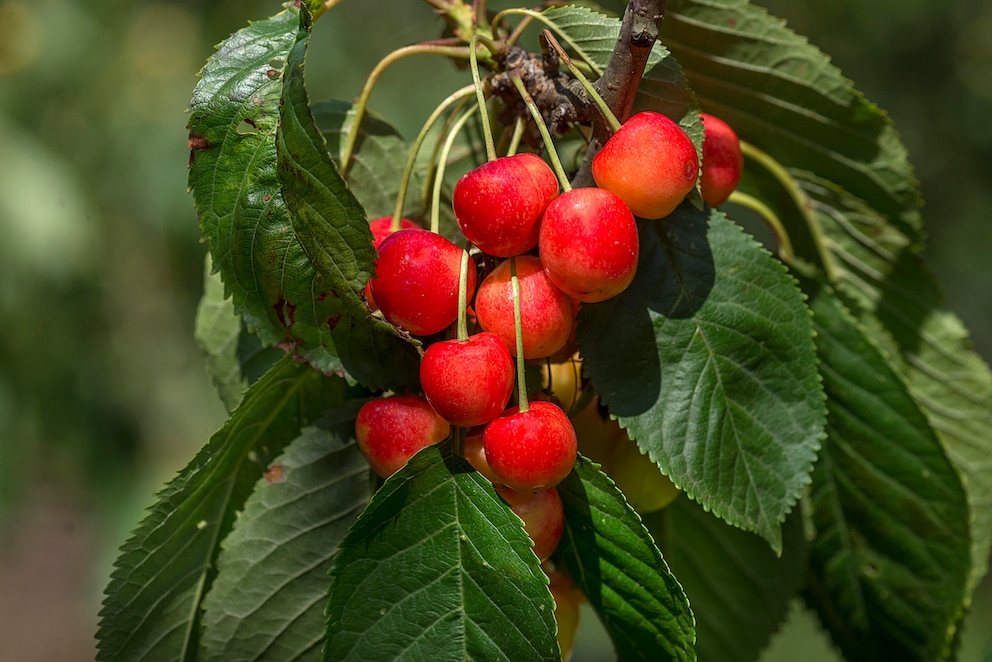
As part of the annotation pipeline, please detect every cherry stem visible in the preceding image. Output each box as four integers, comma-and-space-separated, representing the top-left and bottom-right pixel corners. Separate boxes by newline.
738, 140, 839, 280
726, 191, 795, 264
540, 30, 621, 133
431, 105, 479, 234
506, 115, 526, 157
311, 0, 345, 21
509, 257, 529, 413
456, 249, 471, 342
340, 43, 473, 176
509, 74, 571, 192
391, 84, 476, 232
469, 36, 498, 162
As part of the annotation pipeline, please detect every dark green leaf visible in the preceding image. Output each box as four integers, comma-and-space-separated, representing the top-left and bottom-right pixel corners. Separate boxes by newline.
554, 455, 695, 662
663, 0, 923, 244
276, 9, 422, 392
200, 405, 373, 660
578, 205, 824, 552
801, 172, 992, 601
275, 10, 374, 317
324, 443, 560, 662
802, 277, 971, 660
96, 356, 345, 661
187, 7, 345, 370
644, 498, 806, 662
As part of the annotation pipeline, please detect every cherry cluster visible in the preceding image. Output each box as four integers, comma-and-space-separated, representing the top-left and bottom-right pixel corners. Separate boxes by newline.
353, 107, 743, 581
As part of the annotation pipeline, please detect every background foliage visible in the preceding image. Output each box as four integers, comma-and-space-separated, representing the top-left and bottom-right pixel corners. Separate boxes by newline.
1, 0, 990, 659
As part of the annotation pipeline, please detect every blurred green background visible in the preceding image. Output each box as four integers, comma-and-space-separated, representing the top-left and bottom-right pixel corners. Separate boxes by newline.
0, 0, 988, 659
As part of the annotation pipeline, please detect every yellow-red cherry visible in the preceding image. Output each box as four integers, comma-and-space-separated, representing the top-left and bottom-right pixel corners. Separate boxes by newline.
592, 111, 698, 219
699, 112, 744, 206
538, 187, 639, 303
483, 400, 577, 492
420, 332, 515, 427
496, 486, 565, 562
355, 394, 450, 478
474, 255, 573, 359
452, 153, 559, 257
368, 228, 476, 337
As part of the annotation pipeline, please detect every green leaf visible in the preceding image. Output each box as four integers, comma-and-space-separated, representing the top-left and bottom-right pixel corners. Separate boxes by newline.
276, 9, 422, 391
578, 205, 825, 552
187, 6, 418, 389
275, 10, 374, 317
195, 254, 251, 412
96, 356, 345, 661
801, 172, 992, 600
188, 7, 340, 367
323, 443, 560, 662
801, 277, 971, 660
544, 5, 703, 144
643, 498, 806, 662
663, 0, 923, 244
195, 253, 283, 412
200, 405, 373, 660
554, 455, 695, 662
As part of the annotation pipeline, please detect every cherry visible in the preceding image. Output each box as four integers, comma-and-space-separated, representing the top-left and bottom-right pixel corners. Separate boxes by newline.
591, 111, 699, 219
420, 331, 515, 426
483, 400, 577, 492
462, 426, 502, 484
474, 256, 573, 359
368, 216, 418, 248
452, 153, 560, 257
544, 564, 583, 661
538, 187, 639, 303
364, 217, 417, 311
496, 486, 564, 561
355, 394, 450, 478
573, 398, 680, 513
368, 228, 476, 336
540, 351, 583, 413
699, 112, 744, 207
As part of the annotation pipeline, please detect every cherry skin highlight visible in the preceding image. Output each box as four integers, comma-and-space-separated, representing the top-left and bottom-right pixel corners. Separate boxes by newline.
538, 187, 639, 303
368, 228, 476, 337
419, 331, 515, 427
699, 112, 744, 206
592, 111, 699, 219
452, 153, 560, 257
496, 486, 564, 562
474, 255, 573, 360
355, 394, 450, 478
483, 400, 577, 492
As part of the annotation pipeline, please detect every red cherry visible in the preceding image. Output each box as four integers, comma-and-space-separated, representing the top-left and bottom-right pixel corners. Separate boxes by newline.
368, 228, 476, 337
420, 332, 515, 426
699, 112, 744, 206
368, 216, 418, 248
474, 256, 573, 360
453, 153, 560, 257
538, 187, 639, 303
592, 111, 699, 219
355, 394, 450, 478
365, 217, 418, 310
496, 486, 564, 562
462, 426, 502, 484
483, 400, 577, 492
